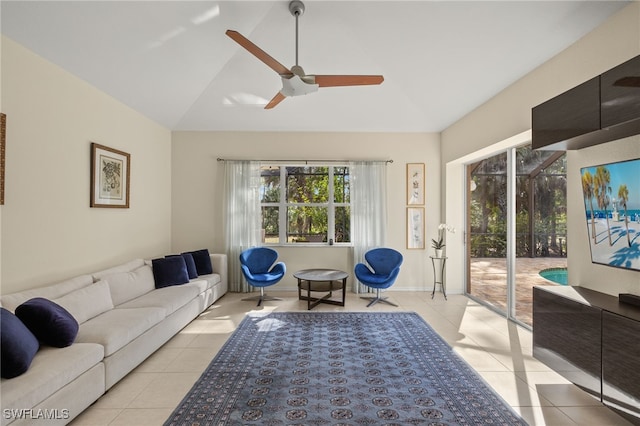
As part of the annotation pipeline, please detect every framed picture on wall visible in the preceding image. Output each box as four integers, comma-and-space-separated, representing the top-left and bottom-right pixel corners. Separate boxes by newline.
407, 207, 425, 249
407, 163, 425, 205
90, 143, 130, 208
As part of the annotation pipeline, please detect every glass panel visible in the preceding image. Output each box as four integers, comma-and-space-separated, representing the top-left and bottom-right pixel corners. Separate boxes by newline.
286, 166, 329, 203
261, 206, 279, 243
514, 146, 567, 326
334, 167, 350, 203
260, 166, 280, 202
335, 206, 350, 243
287, 206, 327, 243
260, 166, 281, 243
468, 152, 508, 314
467, 146, 567, 327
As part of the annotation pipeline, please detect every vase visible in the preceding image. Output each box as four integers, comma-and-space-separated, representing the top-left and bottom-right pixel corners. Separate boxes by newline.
435, 249, 443, 258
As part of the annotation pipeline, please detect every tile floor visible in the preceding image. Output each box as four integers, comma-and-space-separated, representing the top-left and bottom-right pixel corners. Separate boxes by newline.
70, 291, 633, 426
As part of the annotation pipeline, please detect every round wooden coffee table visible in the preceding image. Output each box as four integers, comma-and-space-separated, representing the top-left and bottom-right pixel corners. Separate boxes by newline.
294, 269, 348, 310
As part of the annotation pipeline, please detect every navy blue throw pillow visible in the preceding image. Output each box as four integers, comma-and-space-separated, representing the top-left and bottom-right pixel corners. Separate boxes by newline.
152, 256, 189, 288
15, 298, 79, 348
189, 249, 213, 275
1, 307, 39, 378
168, 253, 198, 279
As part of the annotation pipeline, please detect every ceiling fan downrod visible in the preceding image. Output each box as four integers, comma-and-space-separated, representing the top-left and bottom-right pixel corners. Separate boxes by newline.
289, 0, 305, 68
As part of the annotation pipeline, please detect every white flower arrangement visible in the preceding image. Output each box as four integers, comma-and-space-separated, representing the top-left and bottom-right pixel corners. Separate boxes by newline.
431, 223, 455, 249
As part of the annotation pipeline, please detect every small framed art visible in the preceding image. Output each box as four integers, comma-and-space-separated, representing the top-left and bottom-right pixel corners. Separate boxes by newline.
407, 207, 425, 249
90, 143, 130, 208
407, 163, 424, 205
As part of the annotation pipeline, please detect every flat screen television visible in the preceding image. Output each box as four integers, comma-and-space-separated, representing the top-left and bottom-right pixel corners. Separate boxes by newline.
580, 158, 640, 271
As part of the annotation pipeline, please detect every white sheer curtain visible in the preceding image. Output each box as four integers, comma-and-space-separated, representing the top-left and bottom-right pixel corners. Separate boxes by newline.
350, 161, 388, 293
224, 160, 261, 293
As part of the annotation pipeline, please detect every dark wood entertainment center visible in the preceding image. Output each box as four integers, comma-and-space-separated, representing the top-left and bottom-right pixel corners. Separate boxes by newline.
533, 286, 640, 423
531, 53, 640, 423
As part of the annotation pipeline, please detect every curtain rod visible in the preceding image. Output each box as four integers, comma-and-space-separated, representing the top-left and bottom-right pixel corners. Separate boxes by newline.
216, 158, 393, 164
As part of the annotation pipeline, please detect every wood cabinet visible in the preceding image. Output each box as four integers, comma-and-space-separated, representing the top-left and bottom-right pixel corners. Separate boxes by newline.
532, 78, 601, 150
533, 286, 640, 423
601, 55, 640, 129
532, 286, 602, 398
532, 55, 640, 150
602, 311, 640, 417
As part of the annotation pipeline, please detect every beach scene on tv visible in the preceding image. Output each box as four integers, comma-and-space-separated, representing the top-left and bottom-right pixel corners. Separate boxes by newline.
581, 158, 640, 271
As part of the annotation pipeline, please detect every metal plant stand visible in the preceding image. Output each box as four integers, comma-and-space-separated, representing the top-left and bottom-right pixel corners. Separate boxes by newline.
430, 256, 447, 300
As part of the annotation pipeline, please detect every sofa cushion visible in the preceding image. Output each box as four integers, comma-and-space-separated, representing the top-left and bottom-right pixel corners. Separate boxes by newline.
168, 253, 198, 279
0, 343, 104, 412
186, 278, 211, 294
188, 249, 213, 275
152, 257, 189, 288
0, 275, 94, 313
53, 281, 114, 324
15, 298, 78, 347
1, 308, 40, 378
91, 258, 146, 282
102, 265, 155, 306
76, 307, 165, 356
116, 283, 201, 316
192, 273, 221, 290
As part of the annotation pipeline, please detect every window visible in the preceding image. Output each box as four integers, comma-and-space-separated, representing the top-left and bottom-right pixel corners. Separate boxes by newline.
260, 165, 350, 244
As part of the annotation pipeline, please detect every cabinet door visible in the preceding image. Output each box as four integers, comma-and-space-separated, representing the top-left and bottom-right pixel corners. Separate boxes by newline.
532, 77, 600, 150
601, 55, 640, 129
602, 311, 640, 418
533, 287, 602, 398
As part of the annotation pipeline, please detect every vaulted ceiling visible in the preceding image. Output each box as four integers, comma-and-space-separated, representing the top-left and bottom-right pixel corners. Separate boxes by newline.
1, 1, 630, 132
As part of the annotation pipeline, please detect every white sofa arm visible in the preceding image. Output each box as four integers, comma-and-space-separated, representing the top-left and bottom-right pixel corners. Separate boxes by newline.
210, 253, 227, 290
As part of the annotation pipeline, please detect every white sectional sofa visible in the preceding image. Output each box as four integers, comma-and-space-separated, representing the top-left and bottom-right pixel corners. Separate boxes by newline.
0, 252, 227, 425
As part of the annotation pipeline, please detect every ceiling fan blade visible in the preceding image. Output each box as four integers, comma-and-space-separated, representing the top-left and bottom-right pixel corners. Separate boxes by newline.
226, 30, 293, 76
265, 92, 287, 109
313, 75, 384, 87
613, 76, 640, 87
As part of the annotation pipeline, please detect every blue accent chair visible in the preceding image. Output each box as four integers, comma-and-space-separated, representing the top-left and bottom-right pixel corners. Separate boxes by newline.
239, 247, 286, 306
354, 248, 403, 307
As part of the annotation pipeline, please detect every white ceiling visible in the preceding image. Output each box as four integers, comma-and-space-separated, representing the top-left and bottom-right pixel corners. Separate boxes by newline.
1, 1, 630, 132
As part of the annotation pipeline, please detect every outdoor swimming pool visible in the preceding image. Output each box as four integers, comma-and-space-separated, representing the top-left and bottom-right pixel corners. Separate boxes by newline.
539, 267, 568, 285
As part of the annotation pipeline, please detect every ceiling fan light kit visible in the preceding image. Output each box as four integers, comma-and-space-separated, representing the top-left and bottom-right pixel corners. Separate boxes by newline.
226, 0, 383, 109
281, 75, 319, 97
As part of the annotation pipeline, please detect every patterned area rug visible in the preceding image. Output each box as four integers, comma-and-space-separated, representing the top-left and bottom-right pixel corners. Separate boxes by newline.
165, 312, 527, 425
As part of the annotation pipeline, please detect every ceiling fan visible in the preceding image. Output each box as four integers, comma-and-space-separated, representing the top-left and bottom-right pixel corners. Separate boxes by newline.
226, 0, 384, 109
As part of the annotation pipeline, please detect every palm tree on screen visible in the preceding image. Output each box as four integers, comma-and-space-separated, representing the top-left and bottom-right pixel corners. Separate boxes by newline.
582, 171, 597, 242
594, 166, 612, 246
618, 184, 630, 247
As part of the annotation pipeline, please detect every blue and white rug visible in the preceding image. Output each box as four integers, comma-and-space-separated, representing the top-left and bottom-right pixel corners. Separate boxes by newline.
165, 312, 527, 425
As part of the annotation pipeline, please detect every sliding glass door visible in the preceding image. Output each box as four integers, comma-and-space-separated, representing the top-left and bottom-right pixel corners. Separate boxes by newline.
467, 152, 508, 314
467, 144, 567, 327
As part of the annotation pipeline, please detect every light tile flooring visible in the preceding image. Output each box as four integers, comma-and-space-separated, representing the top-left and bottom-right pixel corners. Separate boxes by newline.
71, 291, 633, 426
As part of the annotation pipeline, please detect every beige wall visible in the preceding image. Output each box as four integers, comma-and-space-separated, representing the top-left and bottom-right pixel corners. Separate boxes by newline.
441, 2, 640, 296
0, 36, 172, 294
171, 131, 441, 291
